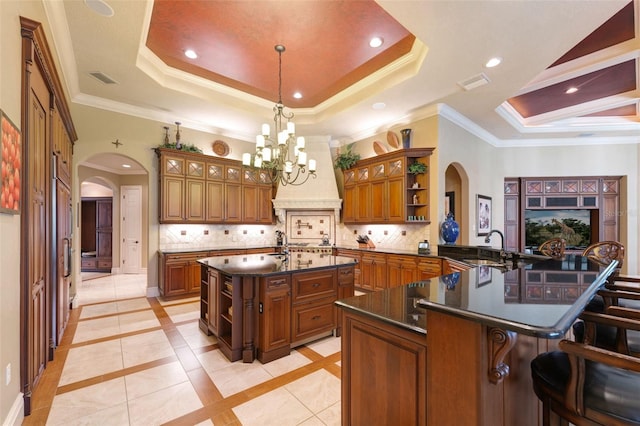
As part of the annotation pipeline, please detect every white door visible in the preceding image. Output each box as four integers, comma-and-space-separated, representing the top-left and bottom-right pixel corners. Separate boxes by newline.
121, 185, 142, 273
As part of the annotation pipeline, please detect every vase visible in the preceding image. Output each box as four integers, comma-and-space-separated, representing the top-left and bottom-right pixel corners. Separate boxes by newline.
440, 272, 460, 290
400, 128, 412, 149
441, 213, 460, 244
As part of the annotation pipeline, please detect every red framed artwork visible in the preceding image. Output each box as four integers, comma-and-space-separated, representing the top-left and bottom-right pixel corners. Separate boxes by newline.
1, 110, 21, 214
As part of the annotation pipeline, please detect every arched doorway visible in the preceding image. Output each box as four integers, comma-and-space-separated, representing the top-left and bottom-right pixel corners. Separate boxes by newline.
76, 153, 149, 291
444, 163, 468, 244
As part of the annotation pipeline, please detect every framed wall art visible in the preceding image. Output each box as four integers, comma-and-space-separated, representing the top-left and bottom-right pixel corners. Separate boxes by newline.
1, 110, 21, 214
476, 194, 492, 236
476, 265, 492, 287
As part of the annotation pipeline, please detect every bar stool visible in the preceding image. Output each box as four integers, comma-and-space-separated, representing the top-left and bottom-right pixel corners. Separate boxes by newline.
538, 238, 566, 259
582, 241, 625, 269
531, 310, 640, 425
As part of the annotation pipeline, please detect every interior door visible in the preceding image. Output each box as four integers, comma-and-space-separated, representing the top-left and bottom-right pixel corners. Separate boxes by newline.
121, 185, 142, 273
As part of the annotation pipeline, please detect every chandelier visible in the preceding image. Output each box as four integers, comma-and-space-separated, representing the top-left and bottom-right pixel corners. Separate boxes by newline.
242, 45, 316, 186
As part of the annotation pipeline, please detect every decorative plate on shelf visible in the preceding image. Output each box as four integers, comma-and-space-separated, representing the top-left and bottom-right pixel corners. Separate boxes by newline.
212, 140, 230, 157
373, 140, 388, 155
386, 131, 400, 149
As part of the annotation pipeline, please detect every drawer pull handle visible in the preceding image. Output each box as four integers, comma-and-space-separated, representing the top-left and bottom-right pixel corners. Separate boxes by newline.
312, 315, 321, 320
312, 283, 320, 288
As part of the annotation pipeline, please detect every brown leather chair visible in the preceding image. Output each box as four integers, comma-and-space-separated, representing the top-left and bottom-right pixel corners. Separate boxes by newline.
538, 238, 566, 259
532, 310, 640, 426
582, 241, 625, 269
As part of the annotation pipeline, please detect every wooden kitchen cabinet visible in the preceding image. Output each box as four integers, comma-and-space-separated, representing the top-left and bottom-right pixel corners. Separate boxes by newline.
157, 148, 273, 224
291, 269, 338, 345
416, 257, 443, 280
199, 266, 219, 336
360, 252, 387, 291
387, 254, 418, 288
342, 148, 434, 224
81, 197, 113, 272
258, 274, 291, 363
159, 252, 203, 297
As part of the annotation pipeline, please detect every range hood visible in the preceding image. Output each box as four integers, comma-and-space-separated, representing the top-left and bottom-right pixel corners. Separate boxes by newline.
272, 136, 342, 222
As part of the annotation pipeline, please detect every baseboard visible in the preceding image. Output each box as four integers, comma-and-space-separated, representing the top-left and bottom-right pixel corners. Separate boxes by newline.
146, 286, 160, 298
2, 392, 24, 426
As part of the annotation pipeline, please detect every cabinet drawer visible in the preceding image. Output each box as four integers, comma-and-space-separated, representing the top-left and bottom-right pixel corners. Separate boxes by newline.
81, 258, 97, 268
292, 270, 337, 303
98, 260, 112, 268
265, 274, 290, 290
291, 298, 335, 343
337, 266, 355, 285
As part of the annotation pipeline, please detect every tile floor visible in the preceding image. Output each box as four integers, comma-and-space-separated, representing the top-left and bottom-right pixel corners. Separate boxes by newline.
24, 274, 343, 425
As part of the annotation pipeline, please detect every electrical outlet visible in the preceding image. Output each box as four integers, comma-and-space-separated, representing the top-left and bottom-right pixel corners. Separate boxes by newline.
5, 363, 11, 385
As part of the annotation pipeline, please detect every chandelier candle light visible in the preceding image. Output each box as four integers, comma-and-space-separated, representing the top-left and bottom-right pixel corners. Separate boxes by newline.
243, 45, 316, 186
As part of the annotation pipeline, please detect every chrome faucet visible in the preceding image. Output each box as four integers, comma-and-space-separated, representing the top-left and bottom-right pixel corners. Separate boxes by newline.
484, 229, 508, 260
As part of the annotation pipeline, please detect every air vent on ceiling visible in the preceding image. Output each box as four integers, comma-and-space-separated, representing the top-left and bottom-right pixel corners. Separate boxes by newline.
458, 73, 490, 91
89, 71, 118, 85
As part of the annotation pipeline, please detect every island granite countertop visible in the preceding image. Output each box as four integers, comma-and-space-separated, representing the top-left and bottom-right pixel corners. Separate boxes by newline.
197, 252, 357, 276
336, 254, 618, 339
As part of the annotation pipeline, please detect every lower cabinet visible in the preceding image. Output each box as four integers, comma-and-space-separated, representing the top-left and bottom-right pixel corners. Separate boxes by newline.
160, 248, 272, 298
258, 274, 291, 363
387, 254, 418, 288
360, 252, 387, 291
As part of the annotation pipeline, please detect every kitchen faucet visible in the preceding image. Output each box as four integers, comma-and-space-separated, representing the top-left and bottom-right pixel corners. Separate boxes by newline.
484, 229, 508, 260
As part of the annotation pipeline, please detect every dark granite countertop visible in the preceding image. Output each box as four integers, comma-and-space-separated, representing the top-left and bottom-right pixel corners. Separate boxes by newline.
336, 254, 618, 339
197, 253, 357, 276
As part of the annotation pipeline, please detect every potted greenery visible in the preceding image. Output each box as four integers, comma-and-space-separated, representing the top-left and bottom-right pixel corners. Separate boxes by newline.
334, 143, 361, 170
408, 161, 427, 175
157, 142, 203, 153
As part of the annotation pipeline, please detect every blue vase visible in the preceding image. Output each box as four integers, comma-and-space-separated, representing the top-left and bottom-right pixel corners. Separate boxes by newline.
440, 272, 460, 290
441, 213, 460, 244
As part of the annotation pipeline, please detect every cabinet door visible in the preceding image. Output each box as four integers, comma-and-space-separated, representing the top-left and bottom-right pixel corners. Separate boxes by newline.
342, 185, 357, 223
257, 185, 273, 223
242, 185, 258, 223
185, 179, 205, 221
96, 230, 112, 258
356, 184, 371, 222
163, 155, 185, 176
96, 199, 113, 229
417, 258, 442, 280
164, 262, 189, 296
207, 270, 219, 335
161, 176, 184, 221
387, 256, 417, 288
188, 261, 201, 293
260, 275, 291, 354
370, 181, 386, 222
387, 177, 405, 222
225, 183, 242, 222
205, 181, 224, 222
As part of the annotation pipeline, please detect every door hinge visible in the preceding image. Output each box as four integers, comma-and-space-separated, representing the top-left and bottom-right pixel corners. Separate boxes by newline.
259, 302, 263, 313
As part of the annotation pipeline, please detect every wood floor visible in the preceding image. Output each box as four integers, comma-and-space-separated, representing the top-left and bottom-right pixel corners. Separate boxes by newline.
23, 274, 342, 425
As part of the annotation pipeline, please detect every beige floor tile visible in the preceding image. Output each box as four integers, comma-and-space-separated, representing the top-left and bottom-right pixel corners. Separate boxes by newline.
305, 335, 341, 357
285, 369, 341, 414
79, 302, 118, 319
124, 361, 189, 400
164, 301, 200, 323
298, 416, 326, 426
233, 387, 313, 426
315, 401, 341, 426
59, 340, 123, 386
196, 349, 232, 373
118, 310, 160, 334
260, 349, 312, 378
47, 378, 127, 425
206, 361, 273, 397
121, 330, 174, 368
127, 381, 203, 426
116, 297, 151, 313
72, 316, 121, 343
176, 322, 217, 349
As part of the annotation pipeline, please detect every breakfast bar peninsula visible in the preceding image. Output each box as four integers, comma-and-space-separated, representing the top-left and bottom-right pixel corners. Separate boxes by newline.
198, 252, 356, 363
336, 253, 618, 426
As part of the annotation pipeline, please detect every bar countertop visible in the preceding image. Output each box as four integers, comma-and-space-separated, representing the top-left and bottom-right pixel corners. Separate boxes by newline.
336, 254, 618, 339
197, 252, 357, 276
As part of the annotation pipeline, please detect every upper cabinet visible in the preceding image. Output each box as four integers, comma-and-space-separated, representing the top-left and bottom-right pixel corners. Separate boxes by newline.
157, 148, 274, 224
342, 148, 434, 224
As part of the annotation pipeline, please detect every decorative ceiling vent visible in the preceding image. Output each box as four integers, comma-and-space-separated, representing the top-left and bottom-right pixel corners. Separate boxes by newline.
89, 71, 118, 84
458, 73, 490, 91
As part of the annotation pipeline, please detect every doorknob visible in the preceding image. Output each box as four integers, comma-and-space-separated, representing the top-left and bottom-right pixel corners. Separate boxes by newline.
135, 241, 139, 244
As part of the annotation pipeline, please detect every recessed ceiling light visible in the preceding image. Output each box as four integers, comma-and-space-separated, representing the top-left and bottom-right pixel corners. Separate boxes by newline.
369, 37, 384, 48
293, 92, 303, 99
485, 57, 502, 68
372, 102, 386, 110
185, 49, 197, 59
565, 87, 579, 94
84, 0, 114, 17
122, 164, 131, 168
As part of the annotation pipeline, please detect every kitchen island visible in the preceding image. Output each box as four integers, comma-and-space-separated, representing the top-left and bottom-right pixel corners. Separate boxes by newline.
198, 252, 356, 363
336, 254, 618, 426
